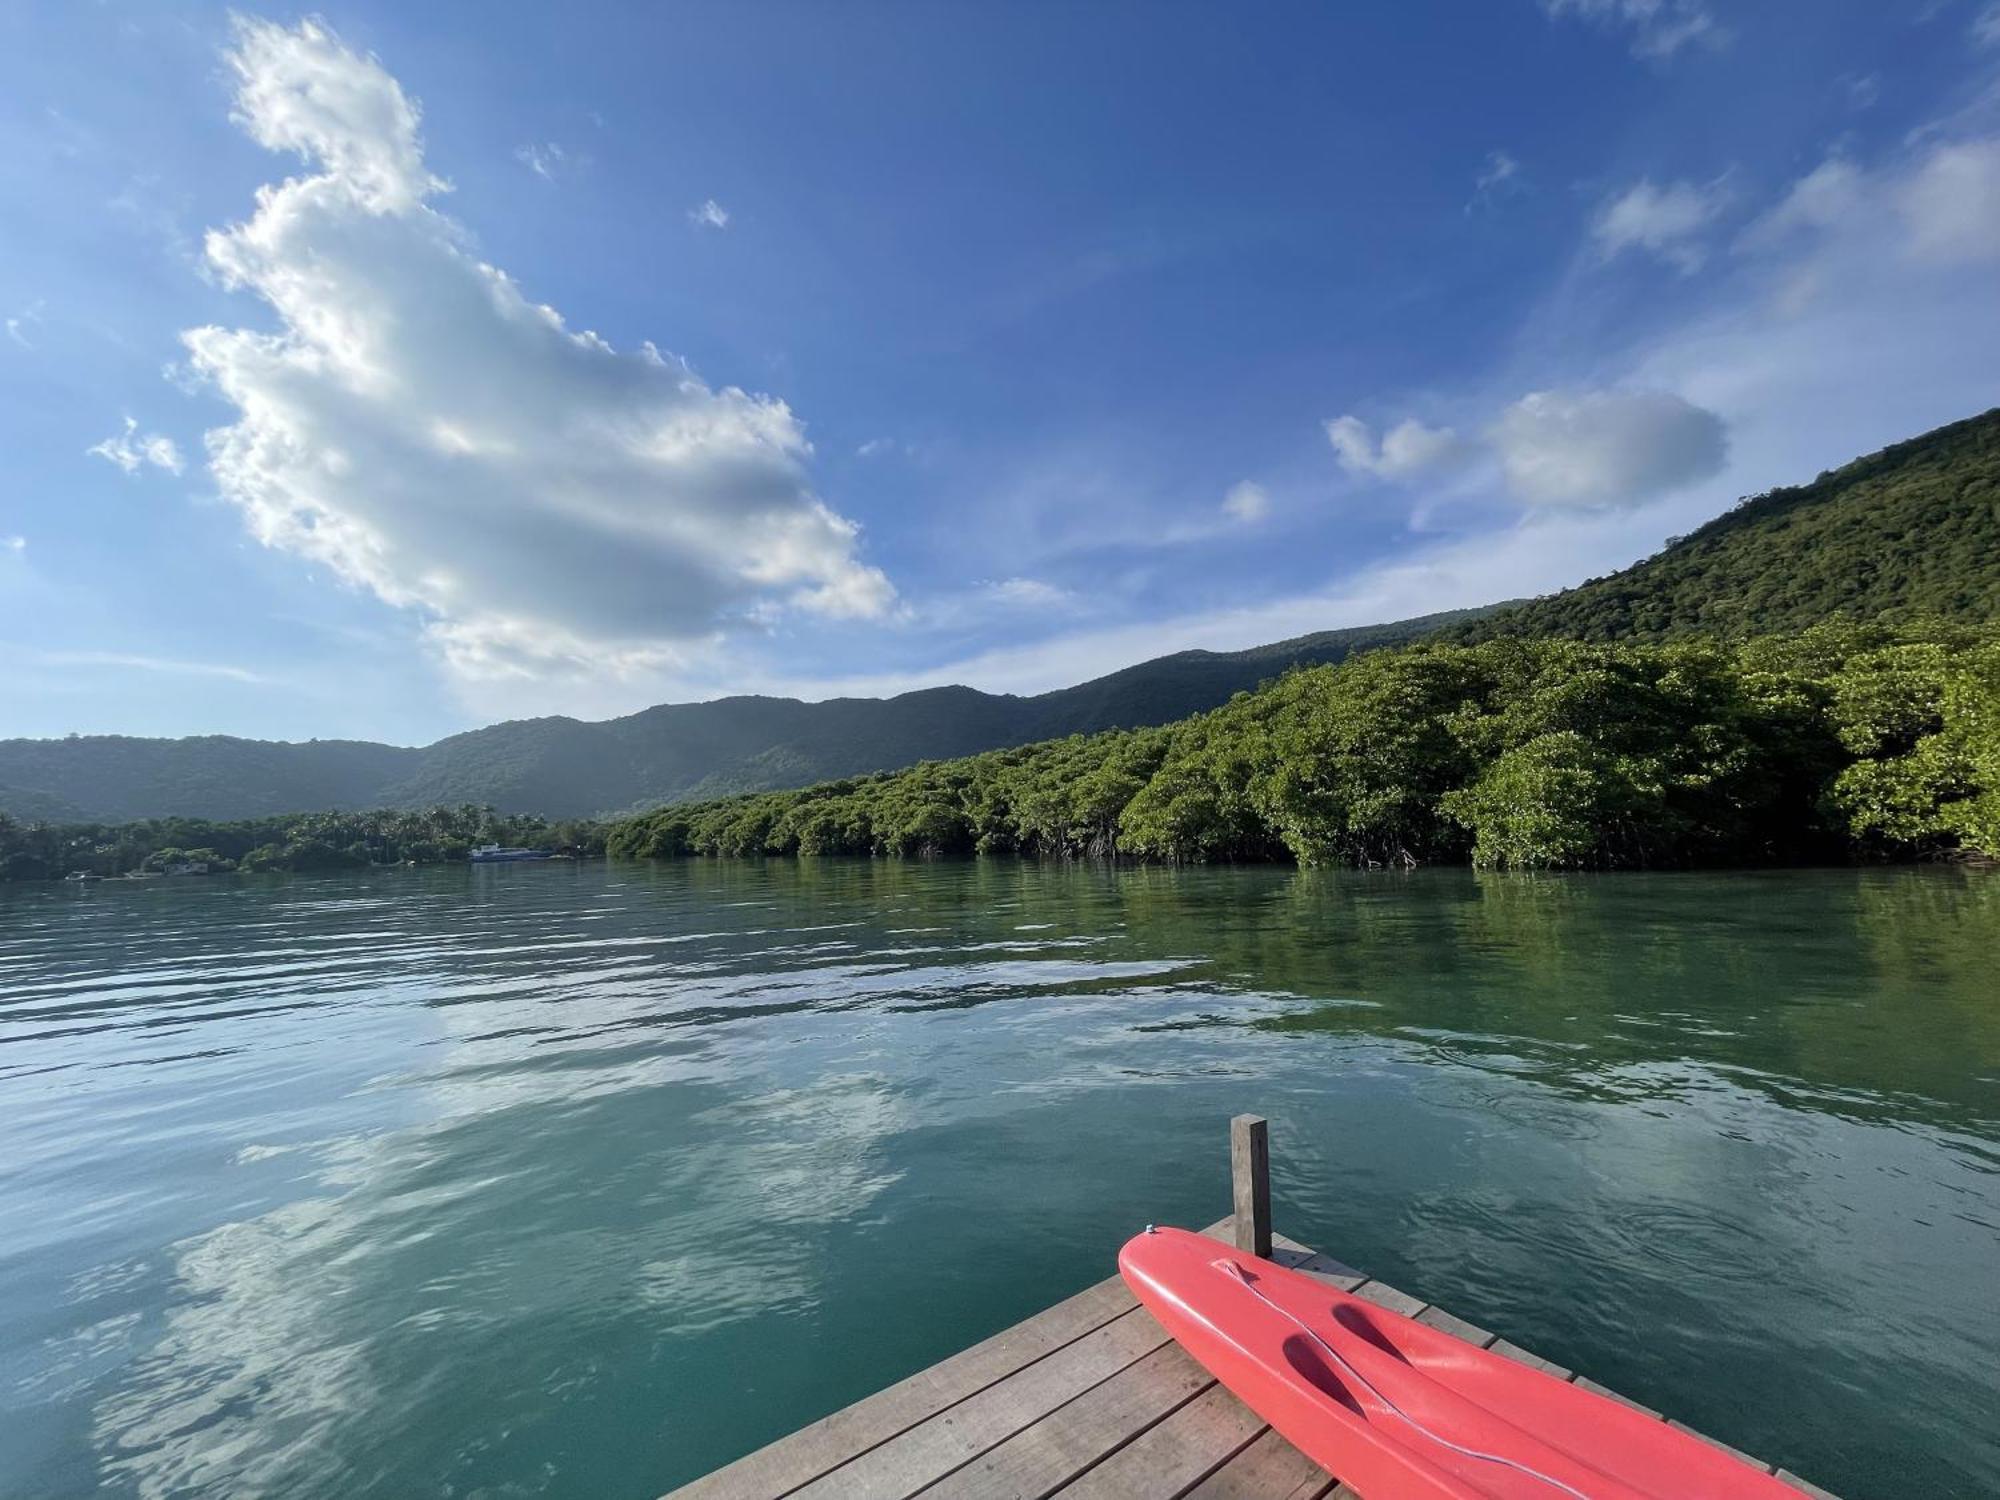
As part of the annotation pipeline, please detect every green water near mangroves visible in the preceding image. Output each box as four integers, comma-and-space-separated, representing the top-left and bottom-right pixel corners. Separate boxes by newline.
2, 861, 1996, 1498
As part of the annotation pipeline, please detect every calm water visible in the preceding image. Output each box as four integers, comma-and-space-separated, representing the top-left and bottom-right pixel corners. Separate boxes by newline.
2, 862, 1996, 1499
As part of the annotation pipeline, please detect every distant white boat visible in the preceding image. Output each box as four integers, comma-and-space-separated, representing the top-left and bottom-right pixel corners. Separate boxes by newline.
469, 843, 551, 863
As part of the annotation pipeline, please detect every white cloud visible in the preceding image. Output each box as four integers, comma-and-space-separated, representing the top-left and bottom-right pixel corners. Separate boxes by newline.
1974, 4, 2000, 46
1843, 73, 1881, 111
1541, 0, 1723, 58
86, 416, 184, 477
515, 141, 566, 180
6, 300, 43, 350
181, 19, 891, 681
689, 198, 730, 230
1468, 150, 1523, 213
979, 576, 1070, 609
30, 649, 265, 683
1738, 139, 2000, 274
1221, 480, 1270, 524
1591, 177, 1730, 272
1737, 158, 1866, 251
1325, 415, 1470, 481
3, 534, 24, 552
1900, 139, 2000, 265
1490, 389, 1727, 508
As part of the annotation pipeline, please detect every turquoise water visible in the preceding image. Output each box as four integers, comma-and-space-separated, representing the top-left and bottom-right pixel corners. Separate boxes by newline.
2, 861, 1996, 1498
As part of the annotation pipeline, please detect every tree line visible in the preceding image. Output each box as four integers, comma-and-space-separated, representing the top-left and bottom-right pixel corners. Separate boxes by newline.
605, 622, 2000, 871
0, 805, 607, 882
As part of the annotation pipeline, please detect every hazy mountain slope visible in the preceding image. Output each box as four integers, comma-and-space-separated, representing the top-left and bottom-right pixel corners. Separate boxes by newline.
1455, 407, 2000, 643
0, 607, 1485, 821
384, 608, 1492, 815
0, 737, 420, 824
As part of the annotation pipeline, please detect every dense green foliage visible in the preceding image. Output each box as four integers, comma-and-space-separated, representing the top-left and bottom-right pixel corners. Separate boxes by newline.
0, 806, 606, 882
607, 624, 2000, 871
1457, 408, 2000, 644
8, 410, 1999, 831
0, 610, 1488, 823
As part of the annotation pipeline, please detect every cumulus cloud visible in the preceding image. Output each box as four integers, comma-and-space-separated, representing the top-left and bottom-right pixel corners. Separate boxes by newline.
87, 416, 183, 476
1221, 480, 1270, 523
181, 19, 891, 680
1490, 389, 1726, 508
1541, 0, 1722, 58
1591, 177, 1731, 272
689, 198, 730, 230
1325, 415, 1471, 481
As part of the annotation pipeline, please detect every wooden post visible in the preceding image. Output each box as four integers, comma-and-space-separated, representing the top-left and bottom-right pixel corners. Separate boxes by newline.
1230, 1113, 1271, 1258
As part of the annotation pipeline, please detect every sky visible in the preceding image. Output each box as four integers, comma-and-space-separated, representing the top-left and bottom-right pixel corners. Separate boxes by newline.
2, 0, 1998, 747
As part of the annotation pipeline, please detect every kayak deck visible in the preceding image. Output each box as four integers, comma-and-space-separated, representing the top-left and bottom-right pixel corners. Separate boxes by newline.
661, 1220, 1838, 1500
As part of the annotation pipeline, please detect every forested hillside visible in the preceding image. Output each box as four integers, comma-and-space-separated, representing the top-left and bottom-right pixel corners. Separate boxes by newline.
7, 409, 1999, 828
1458, 408, 2000, 643
0, 608, 1484, 821
0, 806, 605, 882
608, 622, 2000, 870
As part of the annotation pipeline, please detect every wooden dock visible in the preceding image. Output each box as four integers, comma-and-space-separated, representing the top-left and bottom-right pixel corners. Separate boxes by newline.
666, 1117, 1839, 1500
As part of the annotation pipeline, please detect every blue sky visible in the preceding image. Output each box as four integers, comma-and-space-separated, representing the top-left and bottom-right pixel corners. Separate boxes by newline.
3, 0, 1998, 745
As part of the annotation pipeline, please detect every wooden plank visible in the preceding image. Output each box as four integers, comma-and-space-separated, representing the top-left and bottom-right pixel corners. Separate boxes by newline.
1181, 1427, 1337, 1500
788, 1308, 1172, 1500
1415, 1305, 1496, 1348
1576, 1376, 1662, 1420
1349, 1279, 1426, 1318
1668, 1419, 1775, 1473
1489, 1338, 1573, 1381
663, 1274, 1137, 1500
914, 1342, 1213, 1500
1049, 1380, 1266, 1498
1270, 1233, 1366, 1292
1231, 1115, 1272, 1259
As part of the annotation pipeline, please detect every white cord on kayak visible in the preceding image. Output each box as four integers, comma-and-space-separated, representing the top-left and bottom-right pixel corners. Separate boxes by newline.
1212, 1258, 1595, 1500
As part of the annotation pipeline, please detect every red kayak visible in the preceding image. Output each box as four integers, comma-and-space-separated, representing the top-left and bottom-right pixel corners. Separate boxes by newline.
1120, 1226, 1800, 1500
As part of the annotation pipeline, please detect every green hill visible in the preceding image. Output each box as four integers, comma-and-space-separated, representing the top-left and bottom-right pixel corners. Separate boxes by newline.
609, 621, 2000, 870
0, 608, 1485, 822
9, 406, 1998, 827
1457, 408, 2000, 643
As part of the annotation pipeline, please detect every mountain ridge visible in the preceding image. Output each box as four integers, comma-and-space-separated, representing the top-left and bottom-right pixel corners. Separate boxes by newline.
0, 608, 1492, 821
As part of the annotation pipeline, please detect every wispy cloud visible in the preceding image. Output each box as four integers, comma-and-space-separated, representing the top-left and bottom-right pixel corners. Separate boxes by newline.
3, 535, 25, 553
688, 197, 730, 230
1591, 175, 1732, 272
86, 416, 183, 477
1221, 480, 1270, 524
1540, 0, 1725, 59
6, 300, 44, 350
515, 141, 566, 180
1467, 150, 1524, 213
30, 650, 266, 684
